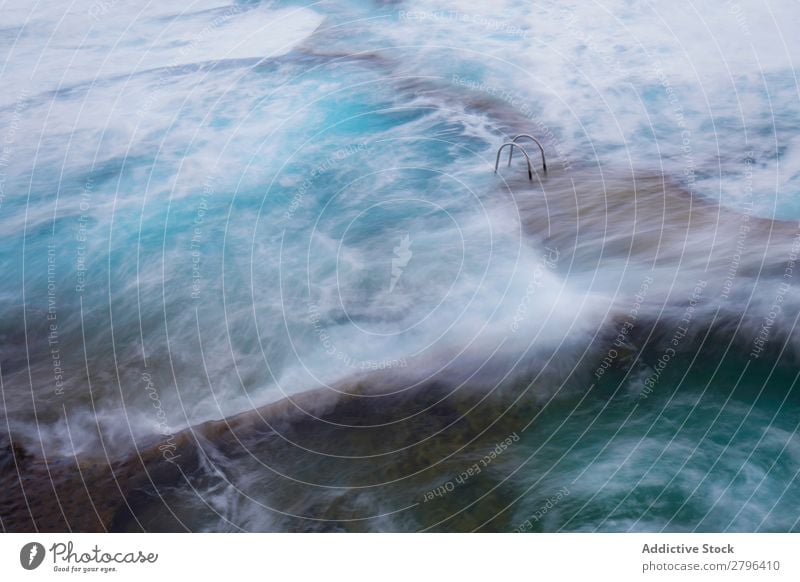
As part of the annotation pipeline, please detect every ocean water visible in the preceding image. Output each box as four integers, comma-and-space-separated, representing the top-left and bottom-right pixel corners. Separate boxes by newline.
1, 0, 799, 531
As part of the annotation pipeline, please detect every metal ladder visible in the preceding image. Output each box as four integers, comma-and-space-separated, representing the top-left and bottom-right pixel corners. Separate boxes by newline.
494, 134, 547, 181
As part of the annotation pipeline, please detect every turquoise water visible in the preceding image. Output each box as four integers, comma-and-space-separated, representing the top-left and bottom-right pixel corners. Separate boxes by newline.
1, 0, 799, 531
513, 360, 800, 532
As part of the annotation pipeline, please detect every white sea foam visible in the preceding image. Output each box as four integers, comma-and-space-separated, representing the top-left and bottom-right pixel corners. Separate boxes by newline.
2, 0, 800, 458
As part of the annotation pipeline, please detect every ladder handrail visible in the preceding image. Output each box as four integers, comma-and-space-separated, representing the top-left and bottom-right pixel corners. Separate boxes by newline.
495, 142, 533, 180
508, 134, 546, 173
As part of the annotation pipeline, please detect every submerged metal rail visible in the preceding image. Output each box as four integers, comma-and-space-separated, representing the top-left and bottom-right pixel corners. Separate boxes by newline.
495, 143, 533, 180
509, 134, 546, 173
